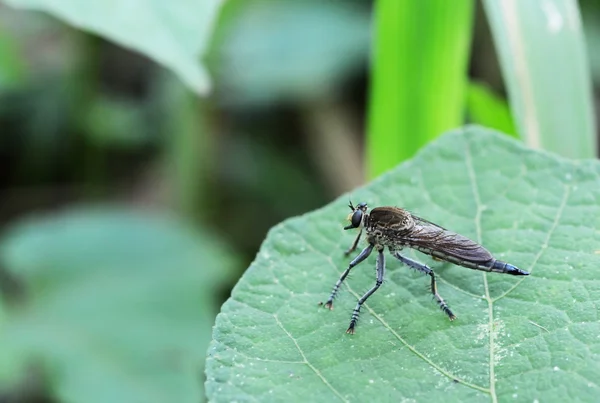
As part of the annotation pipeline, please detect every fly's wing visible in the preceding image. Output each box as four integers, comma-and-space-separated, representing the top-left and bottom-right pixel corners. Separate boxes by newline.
404, 215, 494, 264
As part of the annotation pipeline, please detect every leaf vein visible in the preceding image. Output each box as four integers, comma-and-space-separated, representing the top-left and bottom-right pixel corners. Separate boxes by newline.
274, 315, 348, 402
464, 137, 497, 403
494, 181, 571, 302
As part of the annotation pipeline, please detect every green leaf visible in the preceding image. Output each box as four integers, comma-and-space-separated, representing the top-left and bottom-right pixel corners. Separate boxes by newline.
2, 0, 222, 95
466, 81, 517, 138
83, 96, 150, 148
0, 207, 236, 403
212, 0, 370, 106
0, 27, 26, 89
366, 0, 475, 178
483, 0, 597, 158
206, 126, 600, 402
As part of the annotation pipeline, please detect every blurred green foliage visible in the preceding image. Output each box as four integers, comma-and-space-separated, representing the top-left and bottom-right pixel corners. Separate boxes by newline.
582, 0, 600, 85
466, 81, 517, 137
0, 26, 25, 88
483, 0, 597, 158
367, 0, 475, 178
3, 0, 222, 94
210, 0, 370, 107
0, 208, 236, 403
0, 0, 598, 402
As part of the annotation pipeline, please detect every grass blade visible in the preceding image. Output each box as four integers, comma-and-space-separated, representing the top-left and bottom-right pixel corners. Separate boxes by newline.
483, 0, 597, 158
366, 0, 475, 178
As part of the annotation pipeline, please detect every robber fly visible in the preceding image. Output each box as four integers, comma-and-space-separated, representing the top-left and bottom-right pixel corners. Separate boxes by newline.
321, 201, 529, 334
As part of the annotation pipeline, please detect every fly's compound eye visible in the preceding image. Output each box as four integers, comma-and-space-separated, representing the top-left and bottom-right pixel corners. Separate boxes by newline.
350, 209, 363, 228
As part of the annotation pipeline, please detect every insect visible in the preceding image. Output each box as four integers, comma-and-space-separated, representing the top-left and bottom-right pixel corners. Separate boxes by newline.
321, 201, 529, 334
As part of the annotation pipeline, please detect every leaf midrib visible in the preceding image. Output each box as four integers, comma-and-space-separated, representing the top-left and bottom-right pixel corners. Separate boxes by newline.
464, 137, 498, 403
464, 141, 574, 403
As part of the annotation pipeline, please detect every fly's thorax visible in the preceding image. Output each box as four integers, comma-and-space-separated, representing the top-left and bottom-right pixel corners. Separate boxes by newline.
366, 227, 406, 248
393, 213, 414, 231
363, 207, 415, 248
366, 229, 386, 248
368, 207, 415, 231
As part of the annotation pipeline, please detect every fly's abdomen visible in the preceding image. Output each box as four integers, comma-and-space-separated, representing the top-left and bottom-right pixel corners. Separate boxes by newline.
489, 260, 530, 275
410, 244, 529, 276
440, 255, 530, 276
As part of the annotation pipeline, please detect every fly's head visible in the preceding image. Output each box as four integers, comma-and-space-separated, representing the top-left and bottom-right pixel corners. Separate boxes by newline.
345, 201, 369, 230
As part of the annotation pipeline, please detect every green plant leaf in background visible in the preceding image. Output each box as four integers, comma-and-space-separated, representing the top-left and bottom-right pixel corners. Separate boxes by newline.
211, 0, 370, 107
206, 126, 600, 402
483, 0, 597, 158
0, 208, 236, 403
366, 0, 475, 178
2, 0, 223, 95
0, 25, 26, 89
466, 81, 517, 138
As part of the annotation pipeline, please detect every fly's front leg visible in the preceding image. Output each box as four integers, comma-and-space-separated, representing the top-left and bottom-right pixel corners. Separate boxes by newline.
321, 244, 373, 309
344, 229, 362, 256
346, 248, 385, 334
392, 251, 456, 320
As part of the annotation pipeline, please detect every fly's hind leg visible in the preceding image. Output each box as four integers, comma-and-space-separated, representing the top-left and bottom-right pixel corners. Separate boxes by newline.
392, 251, 456, 320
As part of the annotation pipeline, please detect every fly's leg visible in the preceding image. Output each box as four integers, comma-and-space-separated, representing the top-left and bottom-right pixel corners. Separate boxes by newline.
344, 229, 362, 256
321, 244, 373, 309
347, 249, 385, 334
392, 251, 456, 320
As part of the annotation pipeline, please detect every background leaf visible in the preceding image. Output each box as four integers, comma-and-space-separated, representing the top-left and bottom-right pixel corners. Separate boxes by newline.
466, 81, 517, 137
2, 0, 223, 94
0, 25, 26, 89
212, 0, 370, 107
206, 126, 600, 402
482, 0, 597, 158
366, 0, 475, 178
0, 207, 236, 403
